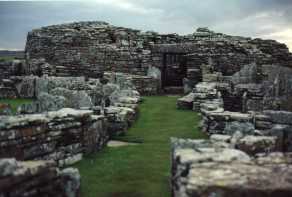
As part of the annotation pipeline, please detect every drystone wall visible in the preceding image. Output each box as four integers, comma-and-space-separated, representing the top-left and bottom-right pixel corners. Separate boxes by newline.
175, 51, 292, 197
25, 21, 185, 77
0, 108, 108, 166
200, 109, 292, 151
0, 60, 26, 80
178, 61, 292, 112
25, 22, 292, 91
0, 158, 80, 197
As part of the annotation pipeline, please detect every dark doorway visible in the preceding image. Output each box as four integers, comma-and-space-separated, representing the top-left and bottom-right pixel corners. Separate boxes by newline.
162, 53, 187, 88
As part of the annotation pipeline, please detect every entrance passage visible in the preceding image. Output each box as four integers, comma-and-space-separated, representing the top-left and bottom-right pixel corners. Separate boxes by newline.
162, 53, 187, 88
74, 96, 205, 197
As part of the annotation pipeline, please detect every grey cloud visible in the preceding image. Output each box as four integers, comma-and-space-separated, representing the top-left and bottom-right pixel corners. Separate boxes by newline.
0, 0, 291, 50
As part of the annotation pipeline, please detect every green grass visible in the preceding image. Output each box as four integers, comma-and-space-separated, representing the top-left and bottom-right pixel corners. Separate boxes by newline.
0, 56, 15, 62
0, 99, 33, 113
74, 96, 205, 197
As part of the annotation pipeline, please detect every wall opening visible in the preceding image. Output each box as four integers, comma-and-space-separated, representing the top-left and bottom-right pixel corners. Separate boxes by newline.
162, 53, 187, 88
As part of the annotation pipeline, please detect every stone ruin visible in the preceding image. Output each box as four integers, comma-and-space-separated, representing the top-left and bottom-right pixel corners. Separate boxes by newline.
171, 138, 292, 197
1, 21, 292, 96
1, 21, 292, 196
0, 159, 80, 197
24, 21, 292, 94
174, 29, 292, 197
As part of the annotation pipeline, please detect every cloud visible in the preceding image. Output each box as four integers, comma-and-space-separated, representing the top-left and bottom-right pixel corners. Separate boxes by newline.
262, 29, 292, 51
88, 0, 163, 14
0, 0, 292, 51
0, 48, 23, 51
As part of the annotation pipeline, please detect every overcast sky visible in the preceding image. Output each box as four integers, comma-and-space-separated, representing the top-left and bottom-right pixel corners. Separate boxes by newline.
0, 0, 292, 51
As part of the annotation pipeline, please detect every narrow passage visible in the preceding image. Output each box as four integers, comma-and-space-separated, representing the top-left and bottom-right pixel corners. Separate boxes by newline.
75, 96, 205, 197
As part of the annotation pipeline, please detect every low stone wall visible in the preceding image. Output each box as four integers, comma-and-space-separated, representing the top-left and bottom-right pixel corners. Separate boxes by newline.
200, 109, 292, 152
0, 158, 80, 197
0, 108, 108, 166
105, 105, 138, 136
171, 138, 292, 197
0, 76, 88, 99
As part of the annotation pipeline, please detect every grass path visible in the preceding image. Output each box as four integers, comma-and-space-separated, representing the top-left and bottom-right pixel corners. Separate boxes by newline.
74, 96, 204, 197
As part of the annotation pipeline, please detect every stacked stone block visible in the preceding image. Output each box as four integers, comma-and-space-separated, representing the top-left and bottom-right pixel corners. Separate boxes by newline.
171, 138, 292, 197
0, 108, 108, 166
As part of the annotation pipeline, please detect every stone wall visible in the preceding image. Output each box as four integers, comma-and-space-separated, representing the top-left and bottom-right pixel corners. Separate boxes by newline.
178, 61, 292, 112
171, 138, 292, 197
174, 61, 292, 196
0, 72, 158, 100
104, 72, 159, 95
25, 21, 194, 77
0, 60, 26, 80
0, 158, 80, 197
173, 28, 292, 197
0, 74, 142, 137
0, 108, 108, 166
199, 104, 292, 152
25, 22, 292, 90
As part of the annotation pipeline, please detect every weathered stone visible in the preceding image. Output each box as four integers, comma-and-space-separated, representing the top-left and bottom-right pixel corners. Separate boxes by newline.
102, 83, 119, 97
177, 162, 292, 197
264, 110, 292, 125
51, 88, 93, 109
60, 168, 81, 197
210, 134, 231, 143
232, 63, 257, 85
237, 135, 277, 155
0, 159, 80, 197
0, 158, 18, 176
224, 121, 255, 135
172, 138, 292, 197
0, 108, 107, 165
177, 93, 195, 110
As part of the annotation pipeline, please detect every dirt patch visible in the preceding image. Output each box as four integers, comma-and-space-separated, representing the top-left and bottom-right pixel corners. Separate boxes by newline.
107, 140, 140, 147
